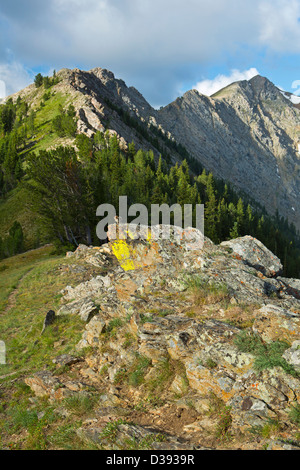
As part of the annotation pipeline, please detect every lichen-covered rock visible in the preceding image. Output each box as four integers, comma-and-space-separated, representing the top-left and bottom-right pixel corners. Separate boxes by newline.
221, 236, 283, 277
24, 227, 300, 450
77, 421, 199, 450
253, 304, 300, 343
282, 341, 300, 372
76, 314, 106, 350
57, 297, 98, 322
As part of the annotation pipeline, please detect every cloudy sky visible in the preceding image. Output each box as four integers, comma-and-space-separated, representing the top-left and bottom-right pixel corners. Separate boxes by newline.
1, 0, 300, 107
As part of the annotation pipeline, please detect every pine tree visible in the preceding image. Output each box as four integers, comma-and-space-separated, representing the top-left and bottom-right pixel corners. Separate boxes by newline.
205, 173, 218, 242
34, 73, 43, 88
236, 198, 245, 236
26, 146, 92, 245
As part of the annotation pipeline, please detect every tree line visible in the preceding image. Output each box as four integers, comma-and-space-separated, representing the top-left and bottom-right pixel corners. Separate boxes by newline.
1, 90, 300, 276
24, 131, 300, 277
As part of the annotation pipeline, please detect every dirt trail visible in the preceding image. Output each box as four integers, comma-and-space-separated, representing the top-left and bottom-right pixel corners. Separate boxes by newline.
1, 267, 34, 317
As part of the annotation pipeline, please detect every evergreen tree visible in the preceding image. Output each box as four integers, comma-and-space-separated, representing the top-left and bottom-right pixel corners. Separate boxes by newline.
34, 73, 43, 88
205, 173, 219, 242
25, 146, 91, 245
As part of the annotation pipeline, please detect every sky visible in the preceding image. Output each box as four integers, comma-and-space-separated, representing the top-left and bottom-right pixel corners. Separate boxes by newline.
1, 0, 300, 108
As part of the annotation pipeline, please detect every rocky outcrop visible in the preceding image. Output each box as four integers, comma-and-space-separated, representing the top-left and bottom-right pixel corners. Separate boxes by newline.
24, 227, 300, 450
220, 236, 283, 277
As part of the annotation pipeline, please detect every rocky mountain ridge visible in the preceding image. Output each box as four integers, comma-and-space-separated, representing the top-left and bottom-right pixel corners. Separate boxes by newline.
22, 225, 300, 450
9, 67, 300, 231
158, 75, 300, 230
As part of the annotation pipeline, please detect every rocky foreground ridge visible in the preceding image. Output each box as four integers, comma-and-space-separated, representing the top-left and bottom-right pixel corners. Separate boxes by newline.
24, 226, 300, 450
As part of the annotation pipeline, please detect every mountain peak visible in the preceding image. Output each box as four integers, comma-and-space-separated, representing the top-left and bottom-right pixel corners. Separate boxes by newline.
210, 73, 288, 105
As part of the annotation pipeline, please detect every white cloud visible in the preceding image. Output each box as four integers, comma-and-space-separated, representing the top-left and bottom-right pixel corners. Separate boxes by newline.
259, 0, 300, 53
0, 61, 33, 97
0, 1, 266, 68
1, 1, 300, 103
0, 80, 6, 99
194, 68, 260, 97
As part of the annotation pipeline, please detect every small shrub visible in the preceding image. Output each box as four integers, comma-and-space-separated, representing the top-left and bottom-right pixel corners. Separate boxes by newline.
114, 368, 127, 385
106, 318, 124, 337
63, 393, 98, 417
290, 403, 300, 425
184, 275, 229, 305
48, 423, 82, 450
207, 392, 232, 441
215, 406, 232, 441
128, 354, 151, 387
122, 332, 135, 349
125, 433, 166, 450
234, 331, 298, 376
204, 358, 218, 369
8, 406, 38, 432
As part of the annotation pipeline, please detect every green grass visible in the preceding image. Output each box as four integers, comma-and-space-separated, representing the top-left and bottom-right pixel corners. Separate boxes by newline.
0, 383, 59, 450
0, 89, 76, 253
47, 422, 86, 450
0, 246, 85, 379
234, 331, 298, 376
146, 356, 175, 395
0, 246, 101, 449
207, 392, 233, 442
0, 245, 54, 313
183, 275, 230, 305
128, 354, 152, 387
63, 393, 99, 417
0, 186, 48, 251
31, 91, 76, 152
106, 318, 124, 335
249, 418, 283, 439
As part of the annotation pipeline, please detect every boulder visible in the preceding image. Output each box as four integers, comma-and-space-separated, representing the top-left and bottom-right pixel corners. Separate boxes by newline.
252, 304, 300, 343
57, 298, 98, 322
282, 341, 300, 372
41, 310, 56, 334
76, 314, 106, 350
220, 236, 283, 277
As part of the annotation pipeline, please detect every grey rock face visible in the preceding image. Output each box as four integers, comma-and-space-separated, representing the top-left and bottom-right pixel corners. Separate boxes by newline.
157, 76, 300, 230
8, 67, 300, 231
75, 70, 300, 232
221, 236, 283, 277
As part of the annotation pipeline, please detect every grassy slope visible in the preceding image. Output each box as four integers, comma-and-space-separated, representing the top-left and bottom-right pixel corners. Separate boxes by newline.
0, 88, 75, 250
0, 246, 85, 378
0, 245, 101, 450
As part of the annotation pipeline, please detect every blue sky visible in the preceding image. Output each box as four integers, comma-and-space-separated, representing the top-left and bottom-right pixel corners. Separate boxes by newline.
1, 0, 300, 107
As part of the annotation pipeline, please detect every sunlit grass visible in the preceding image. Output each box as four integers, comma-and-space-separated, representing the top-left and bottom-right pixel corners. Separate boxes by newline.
0, 247, 85, 378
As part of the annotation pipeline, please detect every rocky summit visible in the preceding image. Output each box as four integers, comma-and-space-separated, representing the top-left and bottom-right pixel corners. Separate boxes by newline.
23, 226, 300, 450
